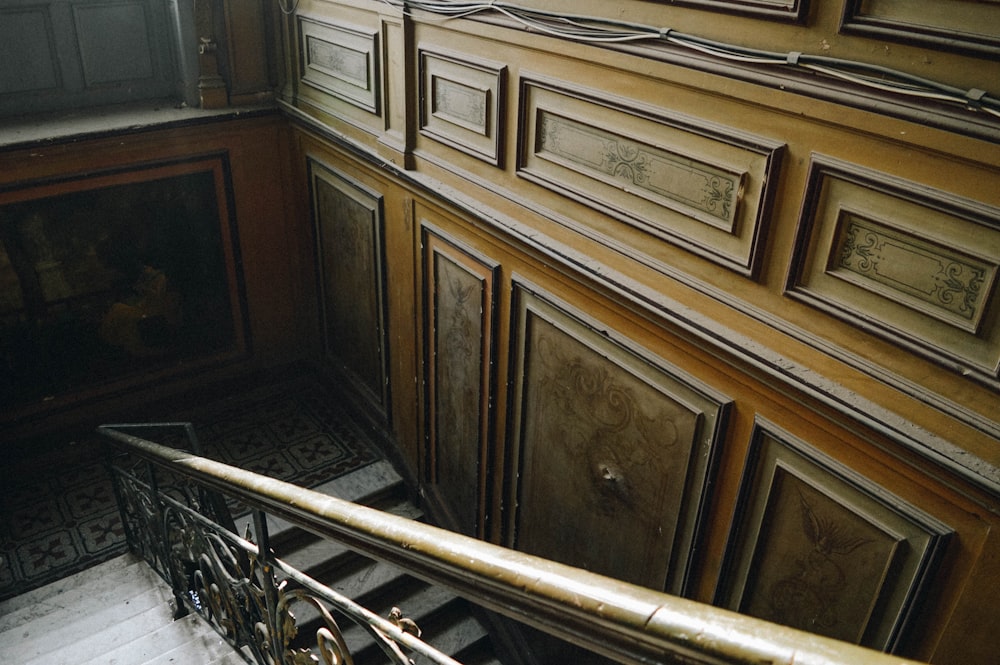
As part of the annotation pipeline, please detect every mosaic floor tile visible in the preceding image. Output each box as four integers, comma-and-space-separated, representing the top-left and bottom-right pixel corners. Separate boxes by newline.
0, 372, 380, 602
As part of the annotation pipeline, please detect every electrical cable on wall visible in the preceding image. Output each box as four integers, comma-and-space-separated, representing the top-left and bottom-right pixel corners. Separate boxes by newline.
374, 0, 1000, 119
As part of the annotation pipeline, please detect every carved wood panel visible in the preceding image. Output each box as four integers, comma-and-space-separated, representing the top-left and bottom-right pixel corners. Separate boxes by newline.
518, 77, 784, 277
506, 281, 731, 595
421, 223, 499, 537
787, 155, 1000, 382
419, 48, 507, 167
297, 14, 381, 115
309, 158, 390, 419
841, 0, 1000, 58
716, 419, 952, 652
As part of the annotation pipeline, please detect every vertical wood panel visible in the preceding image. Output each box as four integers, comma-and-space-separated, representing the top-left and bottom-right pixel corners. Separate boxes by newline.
309, 158, 390, 420
506, 281, 730, 595
422, 224, 499, 537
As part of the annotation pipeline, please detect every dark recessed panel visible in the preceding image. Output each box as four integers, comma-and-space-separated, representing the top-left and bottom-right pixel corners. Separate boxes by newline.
0, 156, 248, 415
716, 419, 952, 652
422, 224, 500, 537
506, 281, 730, 596
309, 159, 389, 418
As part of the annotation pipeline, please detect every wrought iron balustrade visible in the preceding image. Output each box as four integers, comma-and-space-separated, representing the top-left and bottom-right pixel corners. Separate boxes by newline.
99, 423, 927, 665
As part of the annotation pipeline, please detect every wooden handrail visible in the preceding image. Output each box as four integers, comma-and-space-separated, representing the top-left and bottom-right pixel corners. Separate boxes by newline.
98, 425, 925, 665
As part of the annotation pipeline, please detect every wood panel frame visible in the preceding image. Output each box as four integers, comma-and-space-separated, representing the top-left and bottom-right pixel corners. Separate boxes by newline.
517, 76, 784, 278
421, 222, 500, 538
505, 279, 731, 596
308, 157, 391, 421
651, 0, 809, 23
418, 47, 507, 167
715, 418, 952, 652
297, 13, 382, 115
840, 0, 1000, 59
0, 154, 249, 419
786, 154, 1000, 383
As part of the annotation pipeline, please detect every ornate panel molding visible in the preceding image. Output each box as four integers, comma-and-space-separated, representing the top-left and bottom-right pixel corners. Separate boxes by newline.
841, 0, 1000, 59
298, 15, 381, 114
517, 77, 784, 277
419, 48, 506, 166
506, 281, 731, 596
308, 157, 390, 418
652, 0, 808, 22
787, 155, 1000, 381
716, 418, 952, 652
421, 223, 500, 538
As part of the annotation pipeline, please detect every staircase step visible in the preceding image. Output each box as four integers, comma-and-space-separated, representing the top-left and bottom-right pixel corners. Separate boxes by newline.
20, 586, 177, 664
337, 580, 466, 661
0, 554, 158, 632
0, 552, 147, 619
274, 498, 422, 577
1, 558, 174, 663
81, 612, 233, 665
1, 456, 505, 665
137, 619, 237, 665
248, 460, 407, 545
411, 610, 491, 665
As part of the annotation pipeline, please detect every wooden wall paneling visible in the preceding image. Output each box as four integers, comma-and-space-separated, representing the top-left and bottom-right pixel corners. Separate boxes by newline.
840, 0, 1000, 58
308, 156, 391, 422
650, 0, 809, 23
297, 14, 380, 113
218, 0, 273, 105
517, 76, 785, 278
0, 4, 61, 97
786, 154, 1000, 386
505, 280, 731, 597
290, 5, 387, 139
0, 116, 306, 435
715, 417, 953, 653
376, 8, 413, 167
421, 222, 500, 538
418, 47, 507, 167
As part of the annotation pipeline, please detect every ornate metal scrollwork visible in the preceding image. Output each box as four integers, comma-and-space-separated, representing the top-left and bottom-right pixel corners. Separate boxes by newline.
108, 453, 456, 665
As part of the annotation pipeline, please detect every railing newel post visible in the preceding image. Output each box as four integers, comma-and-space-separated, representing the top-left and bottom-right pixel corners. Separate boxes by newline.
253, 508, 286, 665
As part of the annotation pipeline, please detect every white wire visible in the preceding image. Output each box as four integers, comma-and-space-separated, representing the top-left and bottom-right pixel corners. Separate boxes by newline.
372, 0, 999, 118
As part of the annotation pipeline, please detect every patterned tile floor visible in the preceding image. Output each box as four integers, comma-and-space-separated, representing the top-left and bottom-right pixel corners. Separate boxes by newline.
0, 371, 382, 601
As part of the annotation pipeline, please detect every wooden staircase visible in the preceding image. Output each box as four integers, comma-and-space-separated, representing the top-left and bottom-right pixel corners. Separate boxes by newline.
0, 460, 505, 665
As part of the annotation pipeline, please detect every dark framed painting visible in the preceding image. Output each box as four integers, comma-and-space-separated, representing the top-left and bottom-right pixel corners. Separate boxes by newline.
0, 155, 247, 416
715, 418, 952, 652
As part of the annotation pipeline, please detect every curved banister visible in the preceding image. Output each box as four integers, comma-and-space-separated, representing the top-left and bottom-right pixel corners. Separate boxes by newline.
98, 425, 925, 665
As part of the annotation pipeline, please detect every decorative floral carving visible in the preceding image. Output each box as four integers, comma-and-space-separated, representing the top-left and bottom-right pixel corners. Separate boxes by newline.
765, 489, 873, 633
838, 216, 988, 323
538, 111, 739, 224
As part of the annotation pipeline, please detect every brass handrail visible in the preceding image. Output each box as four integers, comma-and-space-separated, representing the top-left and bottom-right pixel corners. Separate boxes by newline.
98, 425, 925, 665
